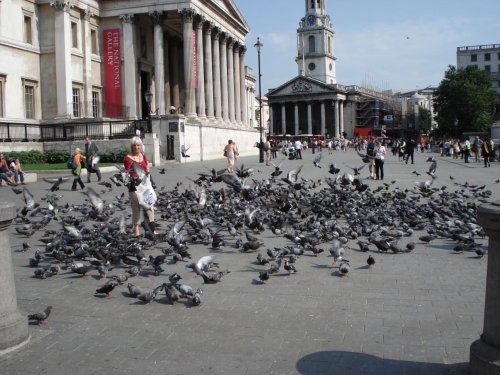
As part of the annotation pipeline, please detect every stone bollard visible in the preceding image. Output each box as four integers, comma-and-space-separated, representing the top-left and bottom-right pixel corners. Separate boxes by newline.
470, 200, 500, 374
0, 202, 29, 355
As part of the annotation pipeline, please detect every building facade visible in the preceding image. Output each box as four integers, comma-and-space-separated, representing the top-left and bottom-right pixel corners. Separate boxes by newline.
457, 44, 500, 93
0, 0, 264, 161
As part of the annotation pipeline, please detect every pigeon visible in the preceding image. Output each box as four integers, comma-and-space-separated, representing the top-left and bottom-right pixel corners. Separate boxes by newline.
43, 177, 69, 192
329, 163, 340, 175
338, 260, 350, 276
22, 187, 36, 209
95, 280, 118, 297
426, 158, 437, 179
127, 283, 143, 298
28, 306, 52, 325
256, 253, 269, 265
283, 259, 297, 274
475, 248, 486, 258
313, 153, 322, 168
137, 285, 163, 304
84, 187, 104, 213
191, 288, 203, 306
329, 239, 345, 264
258, 270, 270, 283
367, 255, 376, 267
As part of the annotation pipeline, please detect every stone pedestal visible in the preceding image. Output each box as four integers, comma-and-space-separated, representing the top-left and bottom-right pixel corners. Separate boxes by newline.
470, 200, 500, 374
0, 202, 29, 355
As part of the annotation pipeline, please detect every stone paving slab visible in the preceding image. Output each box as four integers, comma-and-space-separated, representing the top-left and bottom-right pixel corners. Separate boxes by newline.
0, 148, 499, 374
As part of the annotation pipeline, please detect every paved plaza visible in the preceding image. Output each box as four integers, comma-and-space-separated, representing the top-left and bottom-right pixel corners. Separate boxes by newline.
0, 147, 499, 375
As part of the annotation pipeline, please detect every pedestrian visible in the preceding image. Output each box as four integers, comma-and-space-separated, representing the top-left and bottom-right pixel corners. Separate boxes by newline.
263, 138, 271, 166
223, 139, 238, 173
9, 156, 25, 185
462, 138, 471, 163
0, 153, 16, 186
374, 140, 386, 180
399, 139, 406, 161
481, 137, 492, 167
312, 139, 317, 154
472, 136, 481, 162
405, 139, 415, 164
294, 139, 303, 159
270, 139, 277, 159
71, 148, 86, 191
84, 136, 102, 183
366, 138, 376, 179
124, 136, 155, 236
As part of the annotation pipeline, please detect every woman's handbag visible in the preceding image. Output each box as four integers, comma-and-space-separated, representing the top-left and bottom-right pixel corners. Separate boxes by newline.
135, 175, 157, 209
223, 149, 227, 157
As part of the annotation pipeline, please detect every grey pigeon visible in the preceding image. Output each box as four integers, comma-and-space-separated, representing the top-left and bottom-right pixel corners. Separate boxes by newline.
28, 306, 52, 325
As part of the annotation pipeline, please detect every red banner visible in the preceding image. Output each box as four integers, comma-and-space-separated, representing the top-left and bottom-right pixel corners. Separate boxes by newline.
103, 29, 122, 117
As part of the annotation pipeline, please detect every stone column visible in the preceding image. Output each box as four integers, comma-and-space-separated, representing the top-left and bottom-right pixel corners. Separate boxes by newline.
281, 104, 286, 135
234, 44, 241, 124
470, 201, 500, 375
339, 100, 344, 136
250, 87, 255, 128
307, 102, 312, 134
204, 23, 214, 119
220, 34, 229, 122
52, 1, 72, 119
171, 38, 180, 110
180, 9, 195, 117
294, 103, 299, 135
320, 101, 326, 136
227, 39, 235, 123
239, 47, 247, 126
212, 29, 222, 120
0, 202, 29, 355
151, 11, 165, 115
269, 105, 274, 135
82, 9, 93, 118
164, 35, 171, 110
195, 19, 206, 118
334, 100, 340, 138
120, 14, 138, 119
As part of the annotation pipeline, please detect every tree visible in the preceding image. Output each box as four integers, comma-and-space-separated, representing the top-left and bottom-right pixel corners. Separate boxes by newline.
433, 65, 497, 138
418, 106, 432, 134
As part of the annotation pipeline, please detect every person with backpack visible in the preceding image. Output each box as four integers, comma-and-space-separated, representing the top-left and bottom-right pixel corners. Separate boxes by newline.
366, 138, 376, 179
84, 137, 102, 183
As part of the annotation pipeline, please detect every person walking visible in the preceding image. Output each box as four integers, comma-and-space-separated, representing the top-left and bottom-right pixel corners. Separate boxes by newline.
462, 139, 471, 163
374, 140, 386, 180
84, 137, 102, 183
294, 139, 303, 159
71, 148, 86, 191
482, 137, 492, 167
263, 138, 271, 166
124, 136, 155, 236
405, 139, 415, 164
224, 139, 238, 173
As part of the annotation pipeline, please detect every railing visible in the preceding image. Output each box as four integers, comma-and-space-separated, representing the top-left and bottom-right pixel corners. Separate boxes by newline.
0, 119, 149, 142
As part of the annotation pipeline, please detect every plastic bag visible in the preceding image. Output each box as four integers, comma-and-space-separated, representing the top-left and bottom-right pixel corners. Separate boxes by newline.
135, 175, 157, 209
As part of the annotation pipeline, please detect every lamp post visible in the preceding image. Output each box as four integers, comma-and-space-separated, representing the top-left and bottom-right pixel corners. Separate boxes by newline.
254, 37, 264, 163
144, 90, 153, 133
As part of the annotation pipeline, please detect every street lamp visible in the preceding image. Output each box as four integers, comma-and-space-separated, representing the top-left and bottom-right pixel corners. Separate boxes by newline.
254, 37, 264, 163
144, 90, 153, 133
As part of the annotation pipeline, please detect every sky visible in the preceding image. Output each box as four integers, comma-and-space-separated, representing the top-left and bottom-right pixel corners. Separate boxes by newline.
233, 0, 500, 95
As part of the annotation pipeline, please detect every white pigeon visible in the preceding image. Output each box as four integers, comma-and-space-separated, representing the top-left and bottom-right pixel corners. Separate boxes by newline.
329, 239, 345, 265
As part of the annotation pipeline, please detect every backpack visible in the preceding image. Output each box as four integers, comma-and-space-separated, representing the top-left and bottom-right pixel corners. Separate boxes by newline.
263, 142, 270, 151
67, 156, 77, 170
367, 143, 376, 156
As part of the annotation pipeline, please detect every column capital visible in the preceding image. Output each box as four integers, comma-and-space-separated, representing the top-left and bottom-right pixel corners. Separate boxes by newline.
204, 21, 215, 34
83, 8, 94, 21
220, 33, 228, 45
239, 45, 247, 55
149, 11, 164, 25
50, 0, 72, 12
119, 14, 134, 24
213, 28, 221, 39
180, 8, 195, 23
227, 39, 235, 50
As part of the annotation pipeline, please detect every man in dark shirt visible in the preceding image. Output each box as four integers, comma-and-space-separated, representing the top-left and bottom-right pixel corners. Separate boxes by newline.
405, 139, 415, 164
85, 137, 102, 182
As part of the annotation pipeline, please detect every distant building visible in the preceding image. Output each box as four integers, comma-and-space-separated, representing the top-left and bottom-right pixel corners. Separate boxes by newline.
457, 44, 500, 93
397, 88, 437, 135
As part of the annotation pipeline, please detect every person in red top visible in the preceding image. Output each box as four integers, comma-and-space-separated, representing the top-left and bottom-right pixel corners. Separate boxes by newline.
124, 136, 155, 236
0, 153, 15, 186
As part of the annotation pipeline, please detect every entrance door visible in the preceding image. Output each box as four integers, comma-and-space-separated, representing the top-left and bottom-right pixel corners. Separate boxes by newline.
140, 71, 150, 121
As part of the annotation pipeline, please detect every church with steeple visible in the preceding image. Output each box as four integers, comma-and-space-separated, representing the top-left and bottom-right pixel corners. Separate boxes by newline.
266, 0, 399, 139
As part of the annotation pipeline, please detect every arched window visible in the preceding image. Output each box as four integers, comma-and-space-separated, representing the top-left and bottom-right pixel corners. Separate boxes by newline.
308, 35, 315, 53
310, 0, 314, 9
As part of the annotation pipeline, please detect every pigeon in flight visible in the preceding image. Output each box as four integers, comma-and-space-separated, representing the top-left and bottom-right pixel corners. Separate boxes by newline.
313, 153, 322, 168
426, 158, 437, 179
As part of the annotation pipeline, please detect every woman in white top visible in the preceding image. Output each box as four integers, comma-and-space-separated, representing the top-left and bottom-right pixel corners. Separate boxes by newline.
374, 140, 386, 180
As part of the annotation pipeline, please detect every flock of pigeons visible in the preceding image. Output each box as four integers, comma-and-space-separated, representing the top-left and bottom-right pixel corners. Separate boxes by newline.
15, 152, 492, 324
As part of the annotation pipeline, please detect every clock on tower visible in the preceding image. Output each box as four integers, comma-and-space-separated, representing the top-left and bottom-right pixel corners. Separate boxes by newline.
307, 15, 316, 26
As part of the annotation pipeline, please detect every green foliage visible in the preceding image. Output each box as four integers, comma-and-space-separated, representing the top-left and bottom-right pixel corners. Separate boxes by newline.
418, 106, 432, 134
433, 65, 497, 138
4, 149, 128, 165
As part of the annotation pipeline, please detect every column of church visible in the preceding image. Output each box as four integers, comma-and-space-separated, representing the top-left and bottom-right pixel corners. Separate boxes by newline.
163, 35, 171, 110
181, 9, 195, 116
233, 44, 241, 124
151, 11, 165, 115
320, 102, 326, 136
195, 19, 206, 118
212, 29, 222, 120
268, 106, 274, 134
120, 14, 138, 119
334, 100, 340, 138
52, 1, 72, 118
294, 104, 299, 134
170, 38, 180, 111
227, 40, 235, 123
281, 104, 286, 134
82, 9, 93, 118
239, 47, 247, 126
204, 23, 214, 119
307, 103, 313, 134
339, 101, 344, 136
220, 35, 229, 122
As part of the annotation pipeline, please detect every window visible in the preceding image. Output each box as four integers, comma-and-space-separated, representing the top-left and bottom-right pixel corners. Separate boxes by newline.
471, 54, 477, 62
0, 75, 5, 118
91, 29, 98, 54
310, 0, 314, 8
72, 88, 81, 117
308, 62, 316, 71
308, 35, 315, 53
485, 65, 491, 72
92, 91, 100, 118
24, 15, 32, 44
498, 52, 500, 60
485, 53, 491, 61
71, 21, 78, 49
24, 85, 35, 119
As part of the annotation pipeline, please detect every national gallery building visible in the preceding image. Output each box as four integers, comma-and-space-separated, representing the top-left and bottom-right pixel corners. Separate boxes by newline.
0, 0, 261, 161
